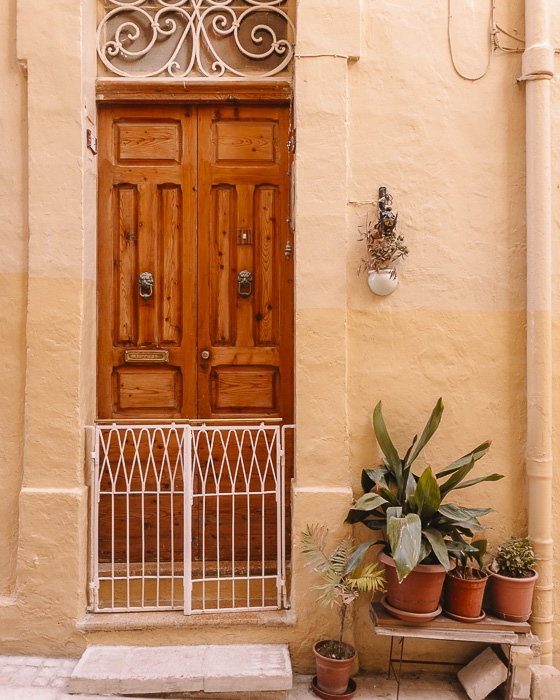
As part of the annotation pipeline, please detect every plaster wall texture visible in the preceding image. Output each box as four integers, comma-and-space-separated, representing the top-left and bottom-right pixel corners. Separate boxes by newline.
0, 0, 92, 655
1, 0, 560, 675
0, 1, 28, 598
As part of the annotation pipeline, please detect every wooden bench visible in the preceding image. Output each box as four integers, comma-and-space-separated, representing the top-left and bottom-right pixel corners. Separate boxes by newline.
370, 602, 540, 699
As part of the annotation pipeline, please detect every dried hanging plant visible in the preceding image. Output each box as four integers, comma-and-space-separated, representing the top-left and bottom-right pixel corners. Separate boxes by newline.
357, 188, 409, 276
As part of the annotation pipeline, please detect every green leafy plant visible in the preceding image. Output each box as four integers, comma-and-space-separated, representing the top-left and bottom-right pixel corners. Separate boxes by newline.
301, 524, 385, 659
490, 536, 535, 578
345, 398, 504, 583
447, 539, 488, 580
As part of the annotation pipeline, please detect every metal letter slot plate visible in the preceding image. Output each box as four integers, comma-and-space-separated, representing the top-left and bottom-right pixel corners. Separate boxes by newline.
125, 350, 170, 364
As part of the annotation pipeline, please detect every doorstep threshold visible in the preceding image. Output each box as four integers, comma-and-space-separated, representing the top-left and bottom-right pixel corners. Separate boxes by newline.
77, 609, 296, 632
68, 644, 292, 696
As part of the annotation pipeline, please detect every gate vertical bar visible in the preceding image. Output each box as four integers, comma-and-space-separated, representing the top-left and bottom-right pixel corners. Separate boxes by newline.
280, 425, 293, 609
184, 424, 193, 615
88, 426, 100, 611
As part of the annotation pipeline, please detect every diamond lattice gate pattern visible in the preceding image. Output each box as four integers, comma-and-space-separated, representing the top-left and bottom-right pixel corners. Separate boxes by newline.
88, 422, 293, 613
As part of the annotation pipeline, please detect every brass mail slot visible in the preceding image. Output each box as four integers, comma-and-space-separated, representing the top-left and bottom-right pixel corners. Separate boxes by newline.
124, 350, 170, 364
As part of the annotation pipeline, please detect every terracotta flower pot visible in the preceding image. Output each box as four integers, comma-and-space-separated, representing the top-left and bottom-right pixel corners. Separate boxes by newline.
487, 568, 538, 622
379, 551, 453, 614
313, 640, 356, 696
444, 569, 488, 621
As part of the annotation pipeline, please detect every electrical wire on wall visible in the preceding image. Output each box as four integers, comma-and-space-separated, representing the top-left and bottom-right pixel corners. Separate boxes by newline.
447, 0, 525, 81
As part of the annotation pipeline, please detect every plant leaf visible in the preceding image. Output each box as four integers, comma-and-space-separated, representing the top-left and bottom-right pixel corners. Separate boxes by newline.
452, 473, 504, 490
404, 470, 417, 500
422, 527, 450, 569
345, 508, 370, 524
362, 468, 389, 493
438, 503, 487, 523
418, 539, 431, 563
414, 467, 442, 521
402, 434, 418, 470
344, 541, 377, 574
435, 440, 492, 478
380, 487, 400, 507
345, 493, 387, 524
362, 520, 387, 531
387, 513, 422, 582
406, 398, 444, 468
373, 402, 403, 489
439, 455, 476, 497
351, 493, 388, 513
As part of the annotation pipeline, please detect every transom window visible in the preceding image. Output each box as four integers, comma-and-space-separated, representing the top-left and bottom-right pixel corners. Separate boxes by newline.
97, 0, 296, 80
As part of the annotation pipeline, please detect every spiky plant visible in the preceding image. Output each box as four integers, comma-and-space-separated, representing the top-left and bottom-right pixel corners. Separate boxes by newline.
301, 524, 385, 659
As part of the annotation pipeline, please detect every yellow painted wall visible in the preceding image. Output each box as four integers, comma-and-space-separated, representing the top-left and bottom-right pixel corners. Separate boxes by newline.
0, 0, 559, 674
0, 0, 27, 600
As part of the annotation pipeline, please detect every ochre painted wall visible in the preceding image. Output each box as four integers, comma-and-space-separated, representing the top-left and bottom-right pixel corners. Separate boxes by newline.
0, 0, 27, 600
0, 0, 559, 673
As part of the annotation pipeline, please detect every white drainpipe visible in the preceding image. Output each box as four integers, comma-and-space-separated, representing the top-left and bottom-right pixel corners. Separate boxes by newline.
523, 0, 554, 665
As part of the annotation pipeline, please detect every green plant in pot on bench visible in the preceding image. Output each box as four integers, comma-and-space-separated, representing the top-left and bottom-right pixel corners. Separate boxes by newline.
487, 536, 538, 622
444, 539, 489, 622
345, 398, 503, 621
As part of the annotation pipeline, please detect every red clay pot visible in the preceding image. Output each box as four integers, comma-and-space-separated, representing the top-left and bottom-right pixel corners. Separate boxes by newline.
379, 551, 453, 614
444, 569, 488, 620
313, 640, 356, 695
487, 569, 538, 622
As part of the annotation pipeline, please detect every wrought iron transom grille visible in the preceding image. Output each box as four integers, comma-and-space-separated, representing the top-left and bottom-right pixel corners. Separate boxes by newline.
97, 0, 296, 80
87, 422, 293, 614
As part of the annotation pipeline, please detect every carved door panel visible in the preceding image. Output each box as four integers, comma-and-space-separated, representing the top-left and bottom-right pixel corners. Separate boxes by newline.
98, 105, 197, 418
197, 105, 293, 420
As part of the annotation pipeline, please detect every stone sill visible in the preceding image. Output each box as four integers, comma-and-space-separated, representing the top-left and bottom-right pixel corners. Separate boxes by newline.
77, 609, 296, 633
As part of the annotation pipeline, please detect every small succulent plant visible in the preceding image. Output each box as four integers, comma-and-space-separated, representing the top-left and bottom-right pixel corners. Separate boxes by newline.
491, 536, 535, 578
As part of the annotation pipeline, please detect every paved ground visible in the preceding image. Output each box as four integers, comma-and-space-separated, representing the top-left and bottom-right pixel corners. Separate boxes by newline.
0, 654, 500, 699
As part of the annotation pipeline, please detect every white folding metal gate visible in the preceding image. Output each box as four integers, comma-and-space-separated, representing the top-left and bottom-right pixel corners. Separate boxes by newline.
87, 423, 293, 614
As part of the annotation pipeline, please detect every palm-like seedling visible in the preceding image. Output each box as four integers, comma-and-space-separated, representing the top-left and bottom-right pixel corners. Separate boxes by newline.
301, 524, 385, 657
345, 399, 503, 582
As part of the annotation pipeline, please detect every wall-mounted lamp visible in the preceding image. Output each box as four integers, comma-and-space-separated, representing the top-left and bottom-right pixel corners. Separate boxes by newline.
357, 187, 408, 296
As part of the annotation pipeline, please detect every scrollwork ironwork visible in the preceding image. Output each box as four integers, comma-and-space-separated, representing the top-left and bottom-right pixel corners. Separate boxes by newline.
97, 0, 295, 79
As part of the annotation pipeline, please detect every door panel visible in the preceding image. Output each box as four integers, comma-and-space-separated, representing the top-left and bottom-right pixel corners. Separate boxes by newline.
197, 105, 293, 419
98, 105, 197, 418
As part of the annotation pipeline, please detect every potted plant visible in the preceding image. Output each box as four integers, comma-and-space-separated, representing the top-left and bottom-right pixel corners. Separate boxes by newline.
301, 524, 385, 699
487, 536, 538, 622
444, 540, 489, 622
358, 187, 408, 296
345, 398, 503, 620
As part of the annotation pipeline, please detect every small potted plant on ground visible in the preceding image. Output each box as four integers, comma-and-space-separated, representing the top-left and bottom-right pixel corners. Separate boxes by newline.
301, 524, 385, 699
345, 398, 503, 621
444, 540, 489, 622
487, 536, 538, 622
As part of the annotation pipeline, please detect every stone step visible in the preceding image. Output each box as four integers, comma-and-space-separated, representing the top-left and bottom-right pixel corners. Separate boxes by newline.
68, 644, 292, 697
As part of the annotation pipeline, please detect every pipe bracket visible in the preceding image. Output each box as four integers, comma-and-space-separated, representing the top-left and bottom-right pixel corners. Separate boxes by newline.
519, 44, 554, 81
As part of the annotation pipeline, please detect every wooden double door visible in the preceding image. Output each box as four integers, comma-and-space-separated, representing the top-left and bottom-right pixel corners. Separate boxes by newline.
98, 103, 293, 422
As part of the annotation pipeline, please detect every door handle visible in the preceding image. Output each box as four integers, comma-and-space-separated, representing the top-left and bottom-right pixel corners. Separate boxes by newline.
237, 270, 253, 298
200, 349, 211, 360
139, 272, 154, 299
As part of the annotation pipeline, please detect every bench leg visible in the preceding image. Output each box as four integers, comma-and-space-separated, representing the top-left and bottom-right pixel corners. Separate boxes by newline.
387, 636, 404, 700
505, 646, 537, 700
